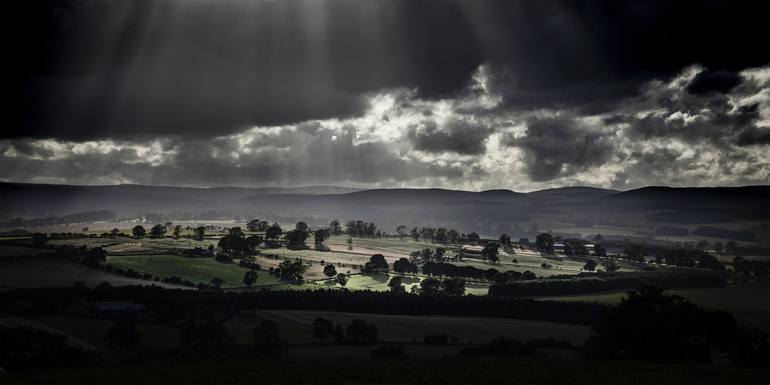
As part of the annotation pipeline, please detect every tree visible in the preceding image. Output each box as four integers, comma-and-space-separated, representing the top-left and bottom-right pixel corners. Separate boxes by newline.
435, 227, 448, 243
499, 234, 511, 248
447, 229, 460, 244
535, 233, 554, 253
726, 240, 738, 253
410, 248, 434, 263
132, 225, 146, 238
194, 226, 205, 241
388, 276, 406, 294
396, 225, 408, 240
329, 219, 342, 235
273, 259, 307, 281
714, 241, 724, 253
110, 228, 120, 238
696, 240, 709, 250
314, 229, 330, 249
242, 270, 258, 287
583, 259, 598, 272
105, 314, 141, 351
602, 259, 619, 272
346, 319, 378, 344
594, 244, 607, 257
440, 277, 466, 296
210, 277, 225, 288
466, 232, 480, 244
246, 234, 263, 250
173, 225, 182, 239
295, 221, 309, 234
482, 243, 500, 263
81, 247, 107, 268
335, 273, 348, 288
334, 324, 345, 342
586, 286, 740, 362
284, 229, 309, 249
323, 264, 337, 278
312, 318, 334, 342
418, 278, 441, 295
218, 234, 249, 255
362, 254, 389, 274
247, 219, 261, 232
410, 227, 420, 241
393, 257, 418, 275
228, 226, 244, 238
150, 224, 166, 239
265, 224, 282, 241
253, 320, 284, 358
521, 271, 537, 280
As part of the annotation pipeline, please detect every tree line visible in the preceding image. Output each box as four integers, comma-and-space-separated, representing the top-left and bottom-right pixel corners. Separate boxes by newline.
0, 285, 610, 325
488, 270, 727, 297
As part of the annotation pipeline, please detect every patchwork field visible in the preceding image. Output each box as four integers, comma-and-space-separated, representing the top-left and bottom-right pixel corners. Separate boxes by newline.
106, 254, 279, 288
0, 257, 183, 289
326, 235, 440, 254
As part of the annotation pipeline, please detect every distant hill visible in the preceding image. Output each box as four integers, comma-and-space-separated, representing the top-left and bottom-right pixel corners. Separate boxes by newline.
1, 182, 768, 239
601, 186, 770, 209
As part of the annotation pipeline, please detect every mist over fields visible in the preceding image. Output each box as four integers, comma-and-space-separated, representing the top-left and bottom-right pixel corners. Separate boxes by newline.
2, 182, 769, 242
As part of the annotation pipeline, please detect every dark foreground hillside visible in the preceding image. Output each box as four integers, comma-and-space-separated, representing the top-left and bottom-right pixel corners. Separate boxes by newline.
4, 356, 769, 385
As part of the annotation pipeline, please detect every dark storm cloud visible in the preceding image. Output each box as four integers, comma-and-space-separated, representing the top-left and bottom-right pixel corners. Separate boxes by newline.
0, 125, 464, 186
2, 0, 769, 141
736, 126, 770, 146
503, 117, 615, 181
610, 70, 766, 148
687, 70, 744, 95
407, 119, 492, 155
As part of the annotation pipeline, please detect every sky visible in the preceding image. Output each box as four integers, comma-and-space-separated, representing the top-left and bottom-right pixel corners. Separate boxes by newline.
1, 0, 769, 192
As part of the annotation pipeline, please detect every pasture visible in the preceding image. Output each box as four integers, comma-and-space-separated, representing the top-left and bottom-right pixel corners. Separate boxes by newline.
106, 254, 278, 288
9, 310, 590, 351
0, 257, 182, 289
263, 310, 591, 345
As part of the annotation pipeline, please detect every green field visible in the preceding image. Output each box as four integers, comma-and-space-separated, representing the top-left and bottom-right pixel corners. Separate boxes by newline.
106, 254, 279, 288
21, 309, 590, 349
536, 284, 770, 330
35, 316, 180, 349
263, 248, 372, 265
327, 235, 439, 254
263, 310, 591, 345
